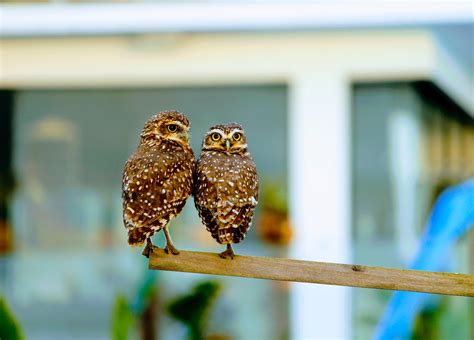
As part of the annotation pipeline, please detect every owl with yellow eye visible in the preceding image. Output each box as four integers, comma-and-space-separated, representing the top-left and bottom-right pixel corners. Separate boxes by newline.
194, 123, 259, 259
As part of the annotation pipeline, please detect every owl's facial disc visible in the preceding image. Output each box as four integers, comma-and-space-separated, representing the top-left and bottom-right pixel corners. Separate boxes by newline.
140, 111, 191, 147
203, 128, 247, 153
154, 120, 190, 145
227, 129, 247, 153
202, 129, 226, 151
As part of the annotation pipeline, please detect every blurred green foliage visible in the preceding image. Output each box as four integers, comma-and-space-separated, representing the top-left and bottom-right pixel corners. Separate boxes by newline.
260, 179, 288, 214
111, 295, 135, 340
0, 297, 24, 340
167, 281, 221, 340
411, 299, 445, 340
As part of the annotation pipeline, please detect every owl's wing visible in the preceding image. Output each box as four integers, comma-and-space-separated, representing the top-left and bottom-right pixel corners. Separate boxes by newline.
122, 147, 194, 231
194, 156, 218, 209
215, 156, 259, 229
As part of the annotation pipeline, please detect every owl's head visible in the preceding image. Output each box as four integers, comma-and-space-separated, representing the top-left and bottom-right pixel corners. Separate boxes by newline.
141, 110, 190, 146
202, 123, 248, 154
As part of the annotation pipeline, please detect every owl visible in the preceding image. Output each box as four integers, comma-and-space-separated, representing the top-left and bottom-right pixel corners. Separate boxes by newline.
194, 123, 259, 259
122, 110, 194, 257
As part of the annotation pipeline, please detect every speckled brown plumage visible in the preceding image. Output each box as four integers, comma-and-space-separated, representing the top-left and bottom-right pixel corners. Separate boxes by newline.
122, 110, 194, 257
194, 123, 259, 259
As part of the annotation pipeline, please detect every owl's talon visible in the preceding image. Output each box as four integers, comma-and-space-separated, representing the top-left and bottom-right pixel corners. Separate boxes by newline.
142, 239, 155, 258
164, 244, 180, 255
142, 246, 153, 259
163, 225, 180, 255
219, 244, 235, 259
142, 248, 151, 258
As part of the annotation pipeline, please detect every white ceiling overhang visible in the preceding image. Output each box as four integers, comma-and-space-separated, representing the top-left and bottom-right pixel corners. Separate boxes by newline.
0, 2, 472, 37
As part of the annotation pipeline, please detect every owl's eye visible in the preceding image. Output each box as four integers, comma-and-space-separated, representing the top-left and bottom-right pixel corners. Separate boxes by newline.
167, 124, 178, 132
211, 133, 221, 141
233, 132, 242, 141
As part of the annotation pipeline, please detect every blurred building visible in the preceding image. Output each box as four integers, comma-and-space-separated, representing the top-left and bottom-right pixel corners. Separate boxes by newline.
0, 2, 473, 339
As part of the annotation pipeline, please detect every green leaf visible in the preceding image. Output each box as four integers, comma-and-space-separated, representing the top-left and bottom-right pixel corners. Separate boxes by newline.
0, 297, 24, 340
111, 295, 135, 340
167, 281, 221, 340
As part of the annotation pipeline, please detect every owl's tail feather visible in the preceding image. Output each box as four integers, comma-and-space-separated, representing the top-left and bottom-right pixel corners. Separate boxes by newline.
128, 228, 147, 247
217, 227, 234, 244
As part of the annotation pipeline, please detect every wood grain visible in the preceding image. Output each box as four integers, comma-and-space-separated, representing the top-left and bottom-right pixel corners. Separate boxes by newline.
148, 249, 474, 297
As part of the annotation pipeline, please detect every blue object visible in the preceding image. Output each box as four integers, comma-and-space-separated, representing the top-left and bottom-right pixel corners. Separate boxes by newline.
374, 178, 474, 339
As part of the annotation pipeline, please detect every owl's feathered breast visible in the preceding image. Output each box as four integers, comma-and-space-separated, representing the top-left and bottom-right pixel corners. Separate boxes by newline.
122, 140, 194, 239
194, 151, 259, 244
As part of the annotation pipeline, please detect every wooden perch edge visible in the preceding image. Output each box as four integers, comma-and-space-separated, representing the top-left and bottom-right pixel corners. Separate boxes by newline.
149, 249, 474, 297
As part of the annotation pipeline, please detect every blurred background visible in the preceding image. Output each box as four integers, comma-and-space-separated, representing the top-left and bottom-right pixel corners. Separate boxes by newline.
0, 1, 473, 339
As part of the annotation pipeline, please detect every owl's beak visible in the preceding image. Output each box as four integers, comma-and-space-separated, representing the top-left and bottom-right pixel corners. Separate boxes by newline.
225, 139, 230, 151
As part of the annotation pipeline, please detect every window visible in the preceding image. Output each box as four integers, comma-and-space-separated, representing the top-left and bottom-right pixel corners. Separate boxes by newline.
352, 82, 473, 339
3, 85, 289, 339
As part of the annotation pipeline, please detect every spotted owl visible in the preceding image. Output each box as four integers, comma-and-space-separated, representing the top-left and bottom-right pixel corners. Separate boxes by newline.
122, 110, 194, 257
194, 123, 259, 259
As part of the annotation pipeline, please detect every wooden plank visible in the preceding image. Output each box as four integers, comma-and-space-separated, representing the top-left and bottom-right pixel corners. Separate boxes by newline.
148, 248, 474, 297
